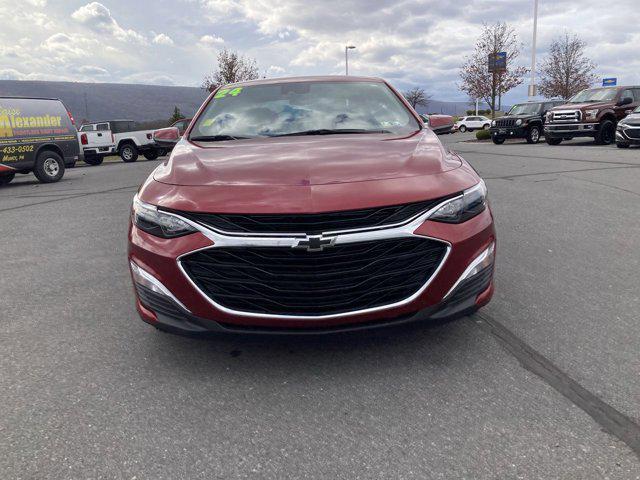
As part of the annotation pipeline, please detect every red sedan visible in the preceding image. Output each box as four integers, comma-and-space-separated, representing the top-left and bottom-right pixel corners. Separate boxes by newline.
129, 76, 495, 334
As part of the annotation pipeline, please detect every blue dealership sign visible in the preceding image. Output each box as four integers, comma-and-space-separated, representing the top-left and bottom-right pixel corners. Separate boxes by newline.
602, 78, 617, 86
488, 52, 507, 72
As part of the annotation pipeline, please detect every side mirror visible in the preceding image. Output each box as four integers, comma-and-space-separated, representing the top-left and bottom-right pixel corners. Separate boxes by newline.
153, 127, 180, 146
617, 97, 633, 107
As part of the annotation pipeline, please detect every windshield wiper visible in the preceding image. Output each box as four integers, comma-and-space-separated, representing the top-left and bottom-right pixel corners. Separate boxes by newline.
270, 128, 391, 137
190, 135, 249, 141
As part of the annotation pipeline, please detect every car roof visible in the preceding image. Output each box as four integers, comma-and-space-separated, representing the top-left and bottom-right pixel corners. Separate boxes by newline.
220, 75, 386, 88
82, 119, 135, 124
0, 96, 61, 101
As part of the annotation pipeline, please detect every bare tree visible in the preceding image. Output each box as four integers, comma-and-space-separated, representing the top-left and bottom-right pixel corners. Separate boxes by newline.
459, 22, 528, 118
202, 49, 260, 91
538, 33, 597, 100
403, 87, 431, 109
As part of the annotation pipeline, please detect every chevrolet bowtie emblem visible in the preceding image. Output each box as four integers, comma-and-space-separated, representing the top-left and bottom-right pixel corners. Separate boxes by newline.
293, 234, 336, 252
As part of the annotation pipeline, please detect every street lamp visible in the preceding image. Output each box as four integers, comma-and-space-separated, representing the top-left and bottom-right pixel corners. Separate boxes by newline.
345, 45, 356, 75
528, 0, 538, 97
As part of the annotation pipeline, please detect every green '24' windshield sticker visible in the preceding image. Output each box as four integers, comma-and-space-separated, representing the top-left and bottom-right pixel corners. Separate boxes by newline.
214, 87, 243, 99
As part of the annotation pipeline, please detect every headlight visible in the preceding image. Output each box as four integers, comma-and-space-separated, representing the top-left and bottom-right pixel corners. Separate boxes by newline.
132, 195, 196, 238
491, 120, 496, 127
515, 119, 523, 126
585, 109, 599, 120
429, 180, 487, 224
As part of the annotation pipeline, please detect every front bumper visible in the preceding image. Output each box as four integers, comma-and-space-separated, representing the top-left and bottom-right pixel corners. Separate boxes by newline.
490, 126, 526, 138
616, 126, 640, 145
128, 207, 495, 334
544, 122, 598, 138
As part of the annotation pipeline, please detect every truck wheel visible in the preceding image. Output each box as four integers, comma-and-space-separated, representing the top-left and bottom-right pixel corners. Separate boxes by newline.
157, 148, 167, 156
616, 142, 630, 149
120, 144, 138, 163
526, 125, 541, 144
483, 124, 490, 130
458, 125, 467, 133
143, 150, 159, 160
33, 151, 65, 183
545, 137, 562, 145
595, 120, 615, 145
0, 173, 15, 186
492, 137, 505, 145
84, 155, 104, 166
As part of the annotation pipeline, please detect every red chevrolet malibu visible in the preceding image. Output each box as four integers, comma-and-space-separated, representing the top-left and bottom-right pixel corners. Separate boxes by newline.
129, 76, 495, 334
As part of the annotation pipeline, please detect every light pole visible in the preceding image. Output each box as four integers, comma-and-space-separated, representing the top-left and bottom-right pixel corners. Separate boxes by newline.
345, 45, 356, 75
528, 0, 538, 97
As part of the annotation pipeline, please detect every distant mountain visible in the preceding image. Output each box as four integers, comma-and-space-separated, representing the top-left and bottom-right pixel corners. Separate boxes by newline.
0, 80, 208, 123
0, 79, 498, 122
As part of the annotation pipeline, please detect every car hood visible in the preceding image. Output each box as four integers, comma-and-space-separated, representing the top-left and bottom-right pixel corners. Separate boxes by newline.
622, 113, 640, 125
141, 130, 480, 214
551, 102, 612, 111
153, 130, 460, 187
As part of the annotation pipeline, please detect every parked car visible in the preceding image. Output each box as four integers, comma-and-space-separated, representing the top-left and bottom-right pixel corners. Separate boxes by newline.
544, 86, 640, 145
490, 100, 564, 144
78, 119, 160, 165
129, 76, 496, 335
455, 116, 491, 133
0, 96, 80, 186
170, 118, 192, 136
616, 105, 640, 148
419, 114, 455, 134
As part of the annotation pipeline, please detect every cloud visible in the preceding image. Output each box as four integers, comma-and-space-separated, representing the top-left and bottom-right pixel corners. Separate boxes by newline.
200, 34, 225, 46
153, 33, 174, 46
72, 65, 110, 76
71, 2, 146, 43
123, 72, 177, 86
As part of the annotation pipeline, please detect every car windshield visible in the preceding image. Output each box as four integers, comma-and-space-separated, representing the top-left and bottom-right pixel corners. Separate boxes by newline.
508, 103, 541, 115
189, 80, 420, 140
633, 106, 640, 113
568, 88, 618, 103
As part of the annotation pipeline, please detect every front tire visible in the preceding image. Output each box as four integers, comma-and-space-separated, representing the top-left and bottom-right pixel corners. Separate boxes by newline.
483, 124, 490, 130
546, 137, 562, 145
33, 151, 65, 183
616, 142, 630, 149
0, 173, 15, 186
492, 137, 505, 145
143, 150, 159, 160
458, 125, 467, 133
526, 125, 541, 144
120, 144, 138, 163
595, 120, 615, 145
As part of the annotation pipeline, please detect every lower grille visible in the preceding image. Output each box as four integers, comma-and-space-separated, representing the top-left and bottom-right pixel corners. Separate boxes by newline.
623, 128, 640, 139
181, 237, 448, 316
136, 284, 186, 319
446, 266, 493, 305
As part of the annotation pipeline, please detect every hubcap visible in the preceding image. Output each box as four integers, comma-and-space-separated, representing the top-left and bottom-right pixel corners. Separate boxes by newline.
123, 148, 133, 160
43, 158, 59, 177
531, 128, 539, 142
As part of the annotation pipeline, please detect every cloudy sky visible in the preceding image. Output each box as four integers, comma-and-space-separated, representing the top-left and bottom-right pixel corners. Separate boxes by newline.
1, 0, 639, 103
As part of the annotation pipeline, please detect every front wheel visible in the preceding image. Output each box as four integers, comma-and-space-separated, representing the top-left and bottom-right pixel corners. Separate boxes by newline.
33, 151, 65, 183
492, 137, 505, 145
0, 173, 15, 186
483, 124, 490, 130
546, 137, 562, 145
120, 144, 138, 163
458, 125, 467, 133
143, 150, 159, 160
595, 120, 615, 145
526, 125, 541, 144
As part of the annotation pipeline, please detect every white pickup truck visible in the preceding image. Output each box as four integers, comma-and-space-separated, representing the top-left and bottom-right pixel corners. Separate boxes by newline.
78, 119, 164, 165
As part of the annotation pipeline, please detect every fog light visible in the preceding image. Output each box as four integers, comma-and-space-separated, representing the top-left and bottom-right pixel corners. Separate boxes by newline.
130, 261, 190, 312
444, 242, 495, 299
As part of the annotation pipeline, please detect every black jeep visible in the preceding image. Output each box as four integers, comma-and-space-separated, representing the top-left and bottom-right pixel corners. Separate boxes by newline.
490, 100, 564, 144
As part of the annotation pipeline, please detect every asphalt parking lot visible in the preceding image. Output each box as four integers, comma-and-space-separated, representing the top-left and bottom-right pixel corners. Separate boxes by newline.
2, 134, 640, 479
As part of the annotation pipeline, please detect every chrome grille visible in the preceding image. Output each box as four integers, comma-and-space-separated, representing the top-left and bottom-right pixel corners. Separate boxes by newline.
552, 110, 581, 123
